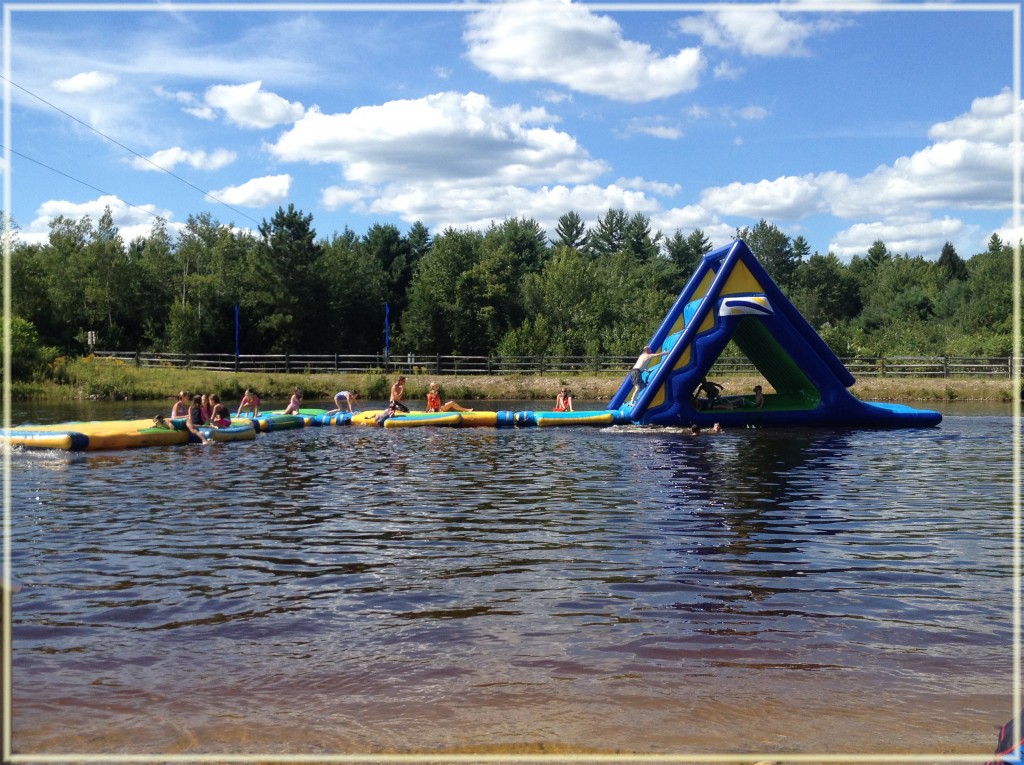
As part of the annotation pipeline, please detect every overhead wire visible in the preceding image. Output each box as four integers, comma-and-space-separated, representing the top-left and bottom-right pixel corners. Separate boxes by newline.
0, 143, 165, 223
0, 72, 263, 227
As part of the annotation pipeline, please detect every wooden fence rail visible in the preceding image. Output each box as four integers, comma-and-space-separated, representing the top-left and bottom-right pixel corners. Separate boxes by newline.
92, 351, 1023, 379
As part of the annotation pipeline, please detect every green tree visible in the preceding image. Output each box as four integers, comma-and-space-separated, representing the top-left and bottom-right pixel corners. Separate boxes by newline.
551, 211, 588, 250
622, 212, 662, 261
3, 315, 58, 380
320, 228, 388, 354
586, 208, 628, 258
793, 252, 861, 328
664, 228, 711, 281
738, 219, 799, 290
362, 223, 413, 318
254, 204, 324, 353
936, 241, 968, 282
400, 227, 484, 354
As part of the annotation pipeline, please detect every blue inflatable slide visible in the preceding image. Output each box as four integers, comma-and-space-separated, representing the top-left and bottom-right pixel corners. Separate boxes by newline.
609, 239, 942, 428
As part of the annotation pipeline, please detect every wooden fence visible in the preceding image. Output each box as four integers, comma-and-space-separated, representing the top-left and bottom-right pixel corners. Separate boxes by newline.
92, 351, 1022, 378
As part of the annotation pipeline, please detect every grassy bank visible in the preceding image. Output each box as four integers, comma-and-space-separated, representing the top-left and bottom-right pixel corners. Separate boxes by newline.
11, 355, 1018, 404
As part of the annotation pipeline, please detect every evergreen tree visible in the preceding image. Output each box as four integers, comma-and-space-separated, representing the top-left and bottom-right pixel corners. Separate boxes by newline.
586, 208, 628, 258
622, 212, 662, 261
738, 219, 799, 290
664, 228, 711, 279
254, 204, 323, 353
552, 211, 588, 250
936, 241, 968, 282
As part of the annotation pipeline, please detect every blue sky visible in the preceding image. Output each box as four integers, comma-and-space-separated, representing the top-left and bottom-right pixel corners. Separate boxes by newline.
4, 1, 1020, 260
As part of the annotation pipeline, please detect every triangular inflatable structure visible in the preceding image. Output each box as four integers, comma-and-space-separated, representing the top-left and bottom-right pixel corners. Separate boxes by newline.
608, 239, 942, 427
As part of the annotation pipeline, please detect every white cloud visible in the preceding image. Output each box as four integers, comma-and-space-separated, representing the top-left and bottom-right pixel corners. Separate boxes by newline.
465, 0, 705, 102
828, 217, 967, 260
620, 118, 683, 140
321, 185, 370, 210
21, 195, 174, 246
333, 179, 665, 237
713, 61, 743, 80
686, 103, 770, 124
687, 92, 1019, 257
736, 105, 769, 121
615, 177, 681, 197
184, 106, 218, 121
207, 174, 292, 207
677, 9, 843, 57
204, 81, 305, 129
929, 87, 1019, 145
52, 70, 118, 94
132, 146, 237, 172
270, 91, 608, 186
826, 139, 1012, 218
700, 175, 826, 220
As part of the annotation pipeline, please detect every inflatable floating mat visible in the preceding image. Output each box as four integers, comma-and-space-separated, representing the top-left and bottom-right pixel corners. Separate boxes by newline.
384, 412, 463, 428
1, 417, 257, 451
514, 410, 622, 427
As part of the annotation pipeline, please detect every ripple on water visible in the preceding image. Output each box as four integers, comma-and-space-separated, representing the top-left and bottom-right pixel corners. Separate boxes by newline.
8, 409, 1016, 755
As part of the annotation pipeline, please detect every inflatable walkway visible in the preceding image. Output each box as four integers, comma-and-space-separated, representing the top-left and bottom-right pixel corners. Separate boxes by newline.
1, 408, 629, 451
608, 239, 941, 427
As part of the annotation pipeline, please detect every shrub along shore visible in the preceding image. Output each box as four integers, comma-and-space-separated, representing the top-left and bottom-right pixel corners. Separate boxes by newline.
10, 356, 1019, 405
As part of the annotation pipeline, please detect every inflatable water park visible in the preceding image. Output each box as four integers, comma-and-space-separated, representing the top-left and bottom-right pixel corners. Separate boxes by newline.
0, 239, 941, 452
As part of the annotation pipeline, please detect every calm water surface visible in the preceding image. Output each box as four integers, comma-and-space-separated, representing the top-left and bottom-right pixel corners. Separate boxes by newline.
6, 400, 1018, 758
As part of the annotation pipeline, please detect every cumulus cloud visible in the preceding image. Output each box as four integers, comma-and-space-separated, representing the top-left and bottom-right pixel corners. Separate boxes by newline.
685, 90, 1019, 257
131, 147, 237, 172
465, 0, 705, 102
321, 185, 370, 210
828, 217, 967, 260
677, 9, 843, 57
929, 87, 1019, 144
269, 91, 608, 186
700, 175, 826, 220
52, 70, 117, 93
21, 195, 174, 246
204, 81, 305, 129
207, 174, 292, 207
831, 139, 1012, 218
359, 179, 665, 235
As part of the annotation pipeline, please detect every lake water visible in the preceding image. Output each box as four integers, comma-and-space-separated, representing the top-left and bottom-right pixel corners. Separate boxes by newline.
5, 399, 1018, 759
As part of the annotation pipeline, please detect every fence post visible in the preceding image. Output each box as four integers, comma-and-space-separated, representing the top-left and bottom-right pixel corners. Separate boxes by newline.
942, 356, 949, 378
285, 353, 290, 374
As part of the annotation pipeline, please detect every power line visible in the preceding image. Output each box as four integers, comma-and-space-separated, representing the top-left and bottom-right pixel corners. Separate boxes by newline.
0, 72, 263, 227
1, 143, 164, 223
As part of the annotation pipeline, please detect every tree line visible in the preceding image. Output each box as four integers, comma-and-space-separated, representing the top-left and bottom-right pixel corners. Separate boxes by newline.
3, 204, 1017, 380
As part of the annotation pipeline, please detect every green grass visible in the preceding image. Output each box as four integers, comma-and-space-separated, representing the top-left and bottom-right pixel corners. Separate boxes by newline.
9, 355, 1018, 404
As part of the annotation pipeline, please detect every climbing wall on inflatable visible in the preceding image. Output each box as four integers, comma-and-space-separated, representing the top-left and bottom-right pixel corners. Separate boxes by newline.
608, 239, 942, 427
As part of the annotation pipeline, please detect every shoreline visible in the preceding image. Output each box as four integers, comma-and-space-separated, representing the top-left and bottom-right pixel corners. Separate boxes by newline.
11, 365, 1018, 404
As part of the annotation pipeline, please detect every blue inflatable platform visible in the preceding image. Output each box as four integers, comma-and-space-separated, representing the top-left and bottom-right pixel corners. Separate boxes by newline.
608, 239, 942, 428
